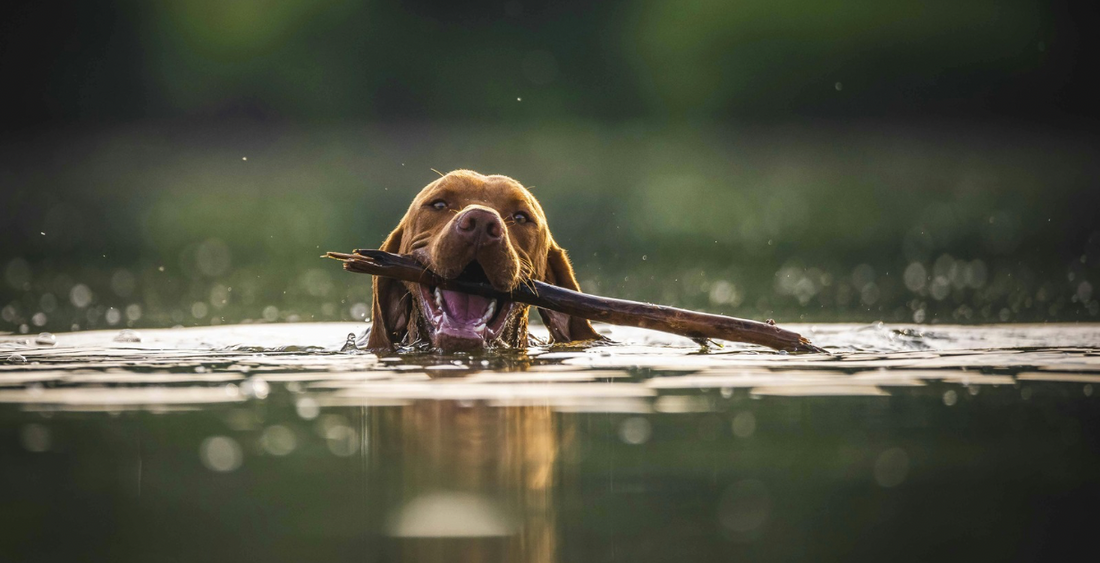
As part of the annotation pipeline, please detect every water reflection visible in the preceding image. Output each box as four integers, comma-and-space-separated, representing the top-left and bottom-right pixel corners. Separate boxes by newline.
387, 403, 560, 562
1, 323, 1099, 561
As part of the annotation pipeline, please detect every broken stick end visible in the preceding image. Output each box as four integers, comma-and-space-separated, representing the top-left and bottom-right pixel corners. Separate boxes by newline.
793, 339, 828, 355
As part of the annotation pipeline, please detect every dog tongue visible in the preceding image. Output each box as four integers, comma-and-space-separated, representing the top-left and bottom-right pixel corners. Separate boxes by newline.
440, 289, 492, 324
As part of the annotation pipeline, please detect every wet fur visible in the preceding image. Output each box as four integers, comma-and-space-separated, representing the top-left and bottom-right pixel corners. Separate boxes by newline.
366, 170, 602, 351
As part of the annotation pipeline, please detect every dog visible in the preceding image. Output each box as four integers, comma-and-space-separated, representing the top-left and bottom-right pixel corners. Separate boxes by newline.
365, 170, 603, 352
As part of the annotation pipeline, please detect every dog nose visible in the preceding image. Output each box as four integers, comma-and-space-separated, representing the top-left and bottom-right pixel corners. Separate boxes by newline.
455, 208, 503, 242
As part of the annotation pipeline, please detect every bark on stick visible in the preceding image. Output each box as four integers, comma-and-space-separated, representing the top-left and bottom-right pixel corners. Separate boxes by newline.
325, 249, 825, 353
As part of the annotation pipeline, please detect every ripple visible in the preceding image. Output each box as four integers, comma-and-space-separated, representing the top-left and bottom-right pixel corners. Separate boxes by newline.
0, 322, 1096, 412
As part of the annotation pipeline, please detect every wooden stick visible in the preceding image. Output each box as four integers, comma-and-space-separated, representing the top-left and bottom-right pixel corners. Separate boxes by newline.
324, 250, 825, 354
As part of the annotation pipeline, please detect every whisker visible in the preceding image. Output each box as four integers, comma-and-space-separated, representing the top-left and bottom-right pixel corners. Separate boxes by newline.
524, 277, 540, 297
513, 254, 540, 297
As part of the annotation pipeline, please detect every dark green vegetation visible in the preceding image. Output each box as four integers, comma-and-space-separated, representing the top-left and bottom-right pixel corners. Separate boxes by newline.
2, 1, 1093, 124
2, 1, 1099, 335
2, 123, 1098, 334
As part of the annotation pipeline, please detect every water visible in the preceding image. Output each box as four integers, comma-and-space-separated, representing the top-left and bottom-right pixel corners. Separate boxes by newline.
2, 322, 1098, 562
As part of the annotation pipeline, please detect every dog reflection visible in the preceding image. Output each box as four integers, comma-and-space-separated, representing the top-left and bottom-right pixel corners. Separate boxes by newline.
386, 401, 564, 563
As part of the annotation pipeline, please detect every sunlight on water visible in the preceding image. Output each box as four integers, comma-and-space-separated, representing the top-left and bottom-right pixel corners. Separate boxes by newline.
1, 322, 1098, 410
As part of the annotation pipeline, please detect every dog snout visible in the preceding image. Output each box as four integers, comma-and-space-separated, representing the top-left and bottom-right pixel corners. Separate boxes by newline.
454, 207, 503, 244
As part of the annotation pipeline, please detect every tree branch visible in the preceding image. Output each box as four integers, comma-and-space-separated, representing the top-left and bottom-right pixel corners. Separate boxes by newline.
325, 249, 825, 354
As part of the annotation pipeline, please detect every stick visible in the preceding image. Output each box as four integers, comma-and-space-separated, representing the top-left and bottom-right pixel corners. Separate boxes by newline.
324, 250, 825, 354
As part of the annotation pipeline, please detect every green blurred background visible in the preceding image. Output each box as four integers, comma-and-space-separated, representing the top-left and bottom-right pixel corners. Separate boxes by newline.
2, 0, 1098, 334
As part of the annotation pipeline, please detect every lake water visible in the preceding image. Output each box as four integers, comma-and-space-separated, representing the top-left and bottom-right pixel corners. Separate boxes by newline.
2, 322, 1098, 562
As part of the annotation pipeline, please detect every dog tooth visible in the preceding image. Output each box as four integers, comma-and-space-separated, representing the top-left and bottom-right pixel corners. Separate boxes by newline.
481, 300, 496, 323
434, 287, 443, 309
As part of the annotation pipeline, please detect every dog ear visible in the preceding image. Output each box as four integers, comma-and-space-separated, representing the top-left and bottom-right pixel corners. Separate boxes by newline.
365, 225, 410, 351
537, 242, 604, 343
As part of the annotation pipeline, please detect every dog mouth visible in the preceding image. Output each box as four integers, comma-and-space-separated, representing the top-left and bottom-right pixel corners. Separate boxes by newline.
414, 261, 518, 351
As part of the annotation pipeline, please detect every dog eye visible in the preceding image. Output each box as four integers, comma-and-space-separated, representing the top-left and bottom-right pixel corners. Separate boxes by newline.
430, 200, 447, 210
512, 211, 530, 224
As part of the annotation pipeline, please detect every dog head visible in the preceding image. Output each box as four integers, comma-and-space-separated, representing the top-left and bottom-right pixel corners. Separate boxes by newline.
366, 170, 601, 352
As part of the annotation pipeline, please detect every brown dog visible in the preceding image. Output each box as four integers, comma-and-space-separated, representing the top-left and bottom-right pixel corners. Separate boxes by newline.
366, 170, 602, 352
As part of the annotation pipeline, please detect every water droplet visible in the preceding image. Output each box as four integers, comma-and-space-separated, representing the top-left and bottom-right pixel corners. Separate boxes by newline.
296, 397, 320, 420
618, 416, 651, 445
241, 376, 270, 400
942, 389, 958, 406
732, 411, 756, 438
5, 353, 27, 364
260, 425, 297, 456
903, 262, 927, 292
69, 284, 93, 308
341, 333, 358, 352
325, 424, 360, 456
199, 436, 243, 472
34, 332, 56, 346
114, 329, 142, 342
641, 255, 647, 261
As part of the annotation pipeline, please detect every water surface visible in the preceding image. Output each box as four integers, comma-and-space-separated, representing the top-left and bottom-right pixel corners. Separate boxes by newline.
2, 323, 1098, 562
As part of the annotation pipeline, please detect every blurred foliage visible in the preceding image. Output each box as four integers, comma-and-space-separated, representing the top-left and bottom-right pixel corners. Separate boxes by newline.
2, 123, 1097, 333
627, 0, 1047, 117
1, 0, 1092, 123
